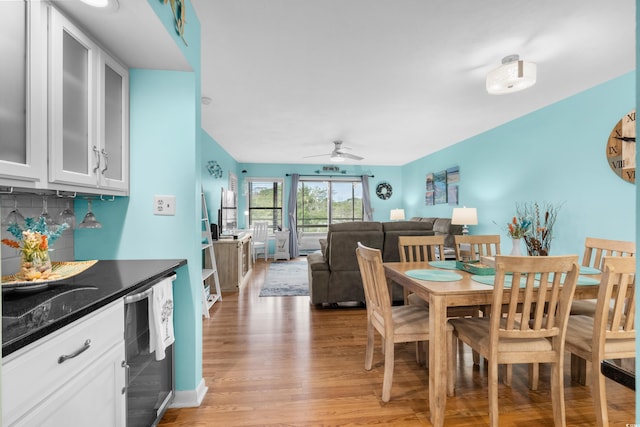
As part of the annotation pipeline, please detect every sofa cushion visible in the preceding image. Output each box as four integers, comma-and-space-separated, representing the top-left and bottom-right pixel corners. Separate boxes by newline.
382, 221, 436, 262
410, 217, 437, 227
326, 222, 384, 271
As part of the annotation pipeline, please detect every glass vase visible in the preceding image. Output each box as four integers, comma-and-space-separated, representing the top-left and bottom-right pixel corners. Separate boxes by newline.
19, 250, 52, 281
510, 238, 523, 256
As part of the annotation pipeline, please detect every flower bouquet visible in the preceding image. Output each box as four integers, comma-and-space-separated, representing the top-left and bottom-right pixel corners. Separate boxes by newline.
2, 217, 68, 281
506, 216, 531, 239
516, 202, 563, 256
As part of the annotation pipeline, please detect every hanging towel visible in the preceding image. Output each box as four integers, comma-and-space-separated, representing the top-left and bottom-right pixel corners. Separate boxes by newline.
149, 276, 175, 361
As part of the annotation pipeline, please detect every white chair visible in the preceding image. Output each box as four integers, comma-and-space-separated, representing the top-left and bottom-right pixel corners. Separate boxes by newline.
251, 222, 268, 262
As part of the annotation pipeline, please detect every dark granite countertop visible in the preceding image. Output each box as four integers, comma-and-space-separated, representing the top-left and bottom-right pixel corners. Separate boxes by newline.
2, 259, 187, 357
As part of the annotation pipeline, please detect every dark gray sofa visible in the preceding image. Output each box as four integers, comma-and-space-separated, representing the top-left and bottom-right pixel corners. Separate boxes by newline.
307, 218, 462, 306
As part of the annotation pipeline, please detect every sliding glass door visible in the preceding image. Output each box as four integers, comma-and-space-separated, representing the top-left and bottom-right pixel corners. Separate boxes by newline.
296, 179, 363, 234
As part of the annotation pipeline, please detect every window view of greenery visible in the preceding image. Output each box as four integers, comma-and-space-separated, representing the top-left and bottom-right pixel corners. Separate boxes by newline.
248, 180, 282, 231
297, 180, 363, 233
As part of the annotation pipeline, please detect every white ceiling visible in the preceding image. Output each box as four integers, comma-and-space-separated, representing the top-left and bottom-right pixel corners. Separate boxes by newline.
56, 0, 636, 166
192, 0, 636, 166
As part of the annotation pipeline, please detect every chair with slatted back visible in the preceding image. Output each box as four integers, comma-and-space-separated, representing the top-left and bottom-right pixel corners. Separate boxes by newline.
356, 242, 454, 402
564, 256, 636, 427
570, 237, 635, 316
398, 235, 445, 306
449, 255, 580, 427
398, 235, 480, 364
251, 222, 269, 262
454, 234, 501, 262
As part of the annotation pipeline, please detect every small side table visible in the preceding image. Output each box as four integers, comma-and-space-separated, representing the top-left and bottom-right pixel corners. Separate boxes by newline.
273, 230, 290, 260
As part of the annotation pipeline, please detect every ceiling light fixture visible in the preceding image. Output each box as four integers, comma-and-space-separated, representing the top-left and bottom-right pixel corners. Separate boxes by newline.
330, 154, 345, 163
486, 54, 537, 95
79, 0, 119, 11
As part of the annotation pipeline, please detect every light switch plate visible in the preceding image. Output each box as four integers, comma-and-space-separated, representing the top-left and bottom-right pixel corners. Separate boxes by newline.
154, 195, 176, 215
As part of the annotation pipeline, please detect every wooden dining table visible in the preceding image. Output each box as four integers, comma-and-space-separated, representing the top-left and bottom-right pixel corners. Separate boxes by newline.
383, 260, 600, 427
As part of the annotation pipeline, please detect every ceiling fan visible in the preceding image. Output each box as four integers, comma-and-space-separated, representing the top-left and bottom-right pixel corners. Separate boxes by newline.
304, 140, 364, 162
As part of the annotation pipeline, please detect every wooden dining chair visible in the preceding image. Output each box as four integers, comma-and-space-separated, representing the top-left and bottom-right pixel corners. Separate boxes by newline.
399, 235, 481, 364
453, 234, 501, 261
398, 235, 445, 304
564, 256, 635, 427
449, 255, 580, 427
355, 242, 454, 402
570, 237, 635, 316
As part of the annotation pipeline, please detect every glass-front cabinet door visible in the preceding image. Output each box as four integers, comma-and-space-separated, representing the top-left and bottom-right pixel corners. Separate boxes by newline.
49, 6, 129, 194
0, 0, 47, 187
49, 7, 97, 188
98, 53, 129, 191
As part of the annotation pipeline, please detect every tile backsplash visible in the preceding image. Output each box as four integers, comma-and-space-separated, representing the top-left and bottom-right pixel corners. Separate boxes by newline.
1, 194, 75, 276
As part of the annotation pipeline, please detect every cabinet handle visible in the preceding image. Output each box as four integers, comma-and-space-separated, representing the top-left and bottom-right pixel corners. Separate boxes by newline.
101, 148, 109, 175
121, 360, 130, 394
92, 146, 101, 174
57, 339, 91, 364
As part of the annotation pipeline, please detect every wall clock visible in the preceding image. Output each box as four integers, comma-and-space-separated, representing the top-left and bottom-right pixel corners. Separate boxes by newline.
606, 109, 635, 183
376, 182, 393, 200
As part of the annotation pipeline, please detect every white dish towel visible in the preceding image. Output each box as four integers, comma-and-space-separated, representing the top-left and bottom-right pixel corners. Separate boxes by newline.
149, 275, 176, 361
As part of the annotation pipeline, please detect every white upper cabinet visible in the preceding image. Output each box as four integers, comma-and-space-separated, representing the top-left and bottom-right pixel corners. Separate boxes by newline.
0, 0, 47, 188
98, 53, 129, 191
48, 7, 129, 195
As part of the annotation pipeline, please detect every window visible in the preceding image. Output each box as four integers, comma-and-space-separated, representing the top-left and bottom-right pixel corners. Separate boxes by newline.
297, 179, 363, 233
247, 178, 283, 232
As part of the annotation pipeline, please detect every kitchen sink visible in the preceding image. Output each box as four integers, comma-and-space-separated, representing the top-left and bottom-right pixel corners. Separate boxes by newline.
3, 285, 99, 344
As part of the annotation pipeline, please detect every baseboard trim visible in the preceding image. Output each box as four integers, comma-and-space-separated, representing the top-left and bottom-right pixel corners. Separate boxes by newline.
170, 378, 208, 408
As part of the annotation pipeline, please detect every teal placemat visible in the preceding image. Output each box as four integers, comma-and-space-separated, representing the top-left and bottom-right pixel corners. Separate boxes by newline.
577, 275, 599, 285
406, 269, 463, 282
428, 260, 458, 270
470, 275, 528, 288
472, 274, 599, 287
580, 266, 601, 275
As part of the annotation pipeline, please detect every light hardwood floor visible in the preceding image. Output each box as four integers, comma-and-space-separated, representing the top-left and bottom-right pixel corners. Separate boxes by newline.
159, 258, 636, 426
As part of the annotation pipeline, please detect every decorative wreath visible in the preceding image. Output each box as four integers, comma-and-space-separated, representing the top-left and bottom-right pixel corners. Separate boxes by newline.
376, 182, 393, 200
207, 161, 223, 178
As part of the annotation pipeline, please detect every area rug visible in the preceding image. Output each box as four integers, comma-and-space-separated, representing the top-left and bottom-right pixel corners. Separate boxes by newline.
259, 260, 309, 297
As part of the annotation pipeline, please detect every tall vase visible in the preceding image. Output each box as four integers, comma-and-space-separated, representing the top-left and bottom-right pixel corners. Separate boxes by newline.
510, 238, 523, 256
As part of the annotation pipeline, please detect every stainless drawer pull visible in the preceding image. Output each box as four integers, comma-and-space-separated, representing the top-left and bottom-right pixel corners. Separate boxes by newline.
58, 339, 91, 364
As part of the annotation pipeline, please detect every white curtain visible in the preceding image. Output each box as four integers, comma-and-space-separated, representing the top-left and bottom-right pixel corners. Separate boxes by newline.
288, 173, 300, 257
361, 175, 373, 221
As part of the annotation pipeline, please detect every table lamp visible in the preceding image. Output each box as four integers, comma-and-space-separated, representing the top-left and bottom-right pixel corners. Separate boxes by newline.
451, 207, 477, 235
390, 209, 405, 221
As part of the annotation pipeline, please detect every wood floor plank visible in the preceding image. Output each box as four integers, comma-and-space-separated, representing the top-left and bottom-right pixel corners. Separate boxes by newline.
159, 258, 636, 426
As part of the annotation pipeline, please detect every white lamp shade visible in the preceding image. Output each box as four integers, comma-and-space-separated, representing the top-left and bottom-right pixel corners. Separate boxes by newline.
486, 57, 537, 95
390, 209, 405, 221
451, 207, 477, 225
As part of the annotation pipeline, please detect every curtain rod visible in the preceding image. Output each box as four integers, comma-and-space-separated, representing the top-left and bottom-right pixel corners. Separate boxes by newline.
286, 173, 374, 178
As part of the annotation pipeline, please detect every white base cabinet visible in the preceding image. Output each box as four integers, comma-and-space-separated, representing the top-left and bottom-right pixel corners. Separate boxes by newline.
2, 301, 126, 427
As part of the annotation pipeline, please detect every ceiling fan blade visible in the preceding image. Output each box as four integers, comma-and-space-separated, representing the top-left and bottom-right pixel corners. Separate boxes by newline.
302, 153, 330, 159
338, 152, 364, 160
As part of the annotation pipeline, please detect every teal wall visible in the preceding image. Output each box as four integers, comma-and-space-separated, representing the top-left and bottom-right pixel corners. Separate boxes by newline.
402, 73, 636, 257
75, 1, 204, 393
201, 131, 239, 226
